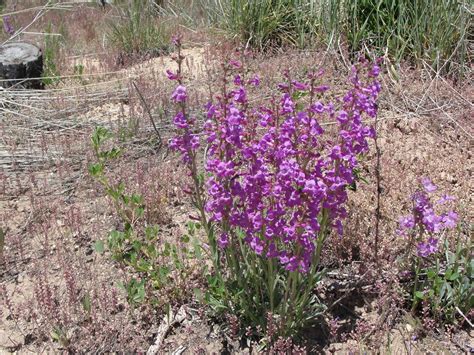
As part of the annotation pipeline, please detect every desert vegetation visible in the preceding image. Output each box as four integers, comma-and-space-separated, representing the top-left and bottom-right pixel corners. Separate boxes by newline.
0, 0, 472, 353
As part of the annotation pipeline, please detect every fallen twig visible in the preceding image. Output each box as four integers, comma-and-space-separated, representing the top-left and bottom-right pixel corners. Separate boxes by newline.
455, 306, 473, 328
146, 306, 187, 355
132, 81, 162, 148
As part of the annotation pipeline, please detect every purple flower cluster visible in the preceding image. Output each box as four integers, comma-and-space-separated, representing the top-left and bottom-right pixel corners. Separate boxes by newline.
168, 71, 201, 163
2, 16, 14, 36
169, 59, 381, 273
398, 178, 458, 257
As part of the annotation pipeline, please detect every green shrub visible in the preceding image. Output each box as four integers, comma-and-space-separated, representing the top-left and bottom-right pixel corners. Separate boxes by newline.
89, 127, 201, 308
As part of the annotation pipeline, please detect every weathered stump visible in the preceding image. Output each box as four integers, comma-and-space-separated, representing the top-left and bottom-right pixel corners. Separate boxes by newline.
0, 42, 44, 89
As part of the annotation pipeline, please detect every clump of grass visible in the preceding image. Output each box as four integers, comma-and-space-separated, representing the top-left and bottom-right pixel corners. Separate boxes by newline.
107, 0, 170, 60
42, 23, 64, 86
199, 0, 319, 49
190, 0, 471, 77
341, 0, 471, 76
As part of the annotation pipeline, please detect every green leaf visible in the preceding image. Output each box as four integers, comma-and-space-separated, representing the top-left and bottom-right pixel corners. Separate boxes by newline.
51, 328, 61, 342
145, 226, 159, 241
88, 163, 104, 177
146, 244, 157, 258
94, 240, 105, 253
137, 259, 152, 272
133, 280, 146, 304
131, 194, 143, 205
163, 242, 171, 256
447, 271, 460, 281
414, 291, 425, 299
135, 207, 145, 218
81, 293, 92, 314
108, 230, 124, 249
107, 147, 122, 159
192, 238, 203, 259
0, 227, 5, 259
194, 288, 204, 302
348, 181, 357, 192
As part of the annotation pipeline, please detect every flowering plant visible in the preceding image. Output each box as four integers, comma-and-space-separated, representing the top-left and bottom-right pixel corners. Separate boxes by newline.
396, 178, 470, 319
398, 178, 458, 258
168, 36, 381, 338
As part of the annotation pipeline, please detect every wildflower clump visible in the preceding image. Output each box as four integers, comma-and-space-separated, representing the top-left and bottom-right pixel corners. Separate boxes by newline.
398, 178, 458, 257
397, 179, 472, 326
168, 36, 381, 338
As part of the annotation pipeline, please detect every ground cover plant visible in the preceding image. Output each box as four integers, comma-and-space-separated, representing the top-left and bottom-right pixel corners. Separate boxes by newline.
0, 0, 472, 353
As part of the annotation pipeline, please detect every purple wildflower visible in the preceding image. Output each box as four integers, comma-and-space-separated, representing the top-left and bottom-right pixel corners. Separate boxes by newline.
399, 179, 458, 259
437, 194, 455, 204
2, 16, 14, 36
249, 75, 260, 86
166, 69, 178, 80
292, 80, 309, 91
229, 60, 242, 68
417, 237, 438, 257
218, 233, 229, 248
169, 57, 382, 273
442, 211, 458, 229
171, 85, 187, 103
421, 178, 437, 193
172, 34, 182, 46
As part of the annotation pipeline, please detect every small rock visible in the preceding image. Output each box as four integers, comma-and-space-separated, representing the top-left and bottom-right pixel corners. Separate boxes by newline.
16, 272, 25, 283
446, 174, 457, 184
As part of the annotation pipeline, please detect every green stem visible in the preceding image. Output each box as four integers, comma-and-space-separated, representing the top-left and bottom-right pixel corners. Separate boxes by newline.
268, 257, 275, 313
411, 257, 421, 312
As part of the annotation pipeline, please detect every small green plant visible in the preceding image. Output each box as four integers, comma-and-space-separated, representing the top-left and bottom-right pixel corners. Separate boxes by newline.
413, 239, 473, 325
51, 325, 70, 348
89, 126, 201, 308
119, 278, 146, 307
0, 227, 5, 264
42, 23, 63, 86
107, 0, 170, 58
73, 64, 85, 85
